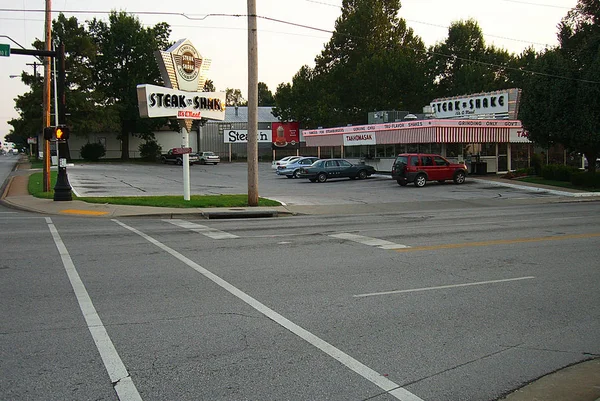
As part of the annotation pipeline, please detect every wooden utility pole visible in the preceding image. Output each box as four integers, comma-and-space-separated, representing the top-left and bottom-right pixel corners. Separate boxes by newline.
247, 0, 259, 206
42, 0, 52, 191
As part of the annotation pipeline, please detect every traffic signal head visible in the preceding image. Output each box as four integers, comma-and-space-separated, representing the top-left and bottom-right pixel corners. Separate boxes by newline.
43, 125, 70, 141
44, 126, 54, 141
55, 126, 69, 141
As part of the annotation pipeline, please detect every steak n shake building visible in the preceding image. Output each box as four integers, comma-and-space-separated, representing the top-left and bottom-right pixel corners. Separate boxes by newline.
302, 89, 532, 174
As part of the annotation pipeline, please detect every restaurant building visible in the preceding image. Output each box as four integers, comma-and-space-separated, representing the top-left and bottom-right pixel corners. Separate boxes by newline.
302, 89, 533, 174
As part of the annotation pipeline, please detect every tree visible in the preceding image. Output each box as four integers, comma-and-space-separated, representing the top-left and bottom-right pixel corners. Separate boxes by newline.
88, 11, 172, 160
225, 88, 246, 106
275, 0, 430, 128
519, 0, 600, 172
257, 82, 275, 106
428, 19, 514, 98
203, 79, 216, 92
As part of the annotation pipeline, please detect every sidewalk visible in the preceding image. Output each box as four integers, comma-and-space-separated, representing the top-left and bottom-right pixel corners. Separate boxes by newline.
1, 162, 295, 218
1, 161, 599, 400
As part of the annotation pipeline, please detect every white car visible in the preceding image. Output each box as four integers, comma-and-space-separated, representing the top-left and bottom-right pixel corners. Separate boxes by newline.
271, 156, 302, 170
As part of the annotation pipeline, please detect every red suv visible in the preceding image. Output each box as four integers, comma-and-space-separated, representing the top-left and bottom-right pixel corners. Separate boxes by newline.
391, 153, 468, 187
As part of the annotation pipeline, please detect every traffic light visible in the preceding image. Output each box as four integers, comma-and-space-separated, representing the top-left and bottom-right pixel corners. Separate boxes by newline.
43, 125, 70, 141
44, 126, 54, 141
55, 125, 69, 141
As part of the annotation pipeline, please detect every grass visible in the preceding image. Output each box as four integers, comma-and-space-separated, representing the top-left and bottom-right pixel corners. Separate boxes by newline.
515, 176, 600, 192
27, 172, 281, 207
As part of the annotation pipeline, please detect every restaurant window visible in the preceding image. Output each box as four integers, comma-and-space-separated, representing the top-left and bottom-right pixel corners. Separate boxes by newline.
446, 143, 461, 157
430, 143, 442, 154
396, 144, 407, 154
480, 143, 497, 156
376, 144, 386, 158
344, 146, 361, 158
407, 143, 419, 153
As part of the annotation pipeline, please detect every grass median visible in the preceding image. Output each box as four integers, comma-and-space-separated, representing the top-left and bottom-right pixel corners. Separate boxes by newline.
27, 172, 282, 208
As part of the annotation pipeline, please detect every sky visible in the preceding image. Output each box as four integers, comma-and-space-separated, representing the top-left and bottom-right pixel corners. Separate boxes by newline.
0, 0, 579, 142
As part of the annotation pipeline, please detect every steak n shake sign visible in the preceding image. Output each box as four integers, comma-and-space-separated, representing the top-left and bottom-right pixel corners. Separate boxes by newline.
137, 39, 226, 122
137, 39, 226, 201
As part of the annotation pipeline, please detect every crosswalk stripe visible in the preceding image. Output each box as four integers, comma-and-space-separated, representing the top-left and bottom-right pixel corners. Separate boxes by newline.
164, 219, 239, 239
329, 233, 410, 249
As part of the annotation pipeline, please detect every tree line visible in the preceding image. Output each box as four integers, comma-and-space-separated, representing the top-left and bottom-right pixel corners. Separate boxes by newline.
6, 0, 599, 170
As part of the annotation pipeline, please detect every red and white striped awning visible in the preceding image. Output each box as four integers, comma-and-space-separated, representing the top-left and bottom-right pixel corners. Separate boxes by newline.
436, 127, 509, 143
377, 127, 436, 144
302, 119, 521, 146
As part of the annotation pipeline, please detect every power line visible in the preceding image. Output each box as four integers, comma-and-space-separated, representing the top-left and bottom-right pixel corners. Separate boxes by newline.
1, 7, 596, 84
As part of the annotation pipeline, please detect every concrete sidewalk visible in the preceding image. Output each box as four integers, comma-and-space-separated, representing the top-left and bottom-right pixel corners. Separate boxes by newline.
1, 161, 599, 400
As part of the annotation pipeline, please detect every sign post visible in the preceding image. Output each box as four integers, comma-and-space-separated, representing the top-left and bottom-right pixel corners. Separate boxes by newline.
137, 39, 225, 201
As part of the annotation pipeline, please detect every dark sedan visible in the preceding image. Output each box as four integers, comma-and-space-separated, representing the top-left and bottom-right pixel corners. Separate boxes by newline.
297, 159, 376, 182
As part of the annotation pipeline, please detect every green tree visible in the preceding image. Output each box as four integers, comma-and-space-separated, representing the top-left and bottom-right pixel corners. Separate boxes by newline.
203, 79, 216, 92
225, 88, 246, 106
275, 0, 430, 128
257, 82, 275, 106
88, 11, 172, 160
519, 0, 600, 172
428, 19, 514, 98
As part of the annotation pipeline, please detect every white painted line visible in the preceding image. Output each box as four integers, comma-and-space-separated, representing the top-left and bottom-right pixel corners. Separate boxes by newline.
330, 233, 410, 249
46, 217, 142, 401
114, 219, 423, 401
355, 276, 536, 298
165, 219, 239, 239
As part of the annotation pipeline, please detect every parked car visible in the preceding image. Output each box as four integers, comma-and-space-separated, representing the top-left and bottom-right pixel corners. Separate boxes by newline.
271, 156, 302, 170
297, 158, 376, 182
197, 151, 220, 165
276, 157, 319, 178
161, 148, 200, 165
391, 153, 467, 187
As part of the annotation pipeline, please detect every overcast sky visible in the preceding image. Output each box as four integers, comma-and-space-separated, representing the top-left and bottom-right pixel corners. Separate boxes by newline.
1, 0, 578, 142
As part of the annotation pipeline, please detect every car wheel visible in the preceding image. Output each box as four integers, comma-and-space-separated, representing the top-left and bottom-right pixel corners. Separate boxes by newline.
176, 158, 183, 166
317, 173, 328, 183
414, 173, 427, 187
397, 179, 407, 186
200, 159, 206, 165
161, 158, 167, 164
309, 178, 317, 182
453, 171, 466, 184
292, 170, 300, 178
358, 170, 367, 180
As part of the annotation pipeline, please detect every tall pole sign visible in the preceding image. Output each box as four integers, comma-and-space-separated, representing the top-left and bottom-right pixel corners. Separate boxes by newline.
137, 39, 225, 200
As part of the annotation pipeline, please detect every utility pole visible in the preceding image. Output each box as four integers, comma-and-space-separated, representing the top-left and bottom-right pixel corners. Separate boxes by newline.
247, 0, 259, 206
42, 0, 52, 192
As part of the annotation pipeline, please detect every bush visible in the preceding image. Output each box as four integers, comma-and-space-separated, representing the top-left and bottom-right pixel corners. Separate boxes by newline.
80, 142, 106, 161
531, 153, 543, 176
541, 164, 580, 181
571, 172, 600, 188
139, 140, 162, 162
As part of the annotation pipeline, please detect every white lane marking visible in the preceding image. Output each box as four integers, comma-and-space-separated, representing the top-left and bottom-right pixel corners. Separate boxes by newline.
46, 217, 142, 401
113, 219, 423, 401
165, 219, 239, 239
330, 233, 410, 249
354, 276, 536, 298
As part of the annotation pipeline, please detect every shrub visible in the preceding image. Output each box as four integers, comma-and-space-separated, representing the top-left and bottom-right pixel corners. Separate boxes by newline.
531, 153, 543, 176
139, 140, 162, 162
541, 164, 580, 181
571, 172, 600, 188
80, 142, 106, 161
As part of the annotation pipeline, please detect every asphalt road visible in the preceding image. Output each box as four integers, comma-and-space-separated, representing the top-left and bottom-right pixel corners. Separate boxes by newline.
1, 158, 599, 400
63, 161, 561, 205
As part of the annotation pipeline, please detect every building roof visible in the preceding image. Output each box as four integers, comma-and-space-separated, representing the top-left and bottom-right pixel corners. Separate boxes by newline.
220, 106, 280, 123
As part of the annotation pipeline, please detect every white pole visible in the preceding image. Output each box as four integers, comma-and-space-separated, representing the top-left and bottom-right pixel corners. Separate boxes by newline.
182, 127, 190, 201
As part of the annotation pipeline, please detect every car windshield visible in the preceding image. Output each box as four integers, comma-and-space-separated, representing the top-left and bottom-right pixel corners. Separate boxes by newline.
204, 152, 215, 156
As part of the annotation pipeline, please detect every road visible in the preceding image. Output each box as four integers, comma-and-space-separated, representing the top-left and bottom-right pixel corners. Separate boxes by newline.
1, 158, 599, 400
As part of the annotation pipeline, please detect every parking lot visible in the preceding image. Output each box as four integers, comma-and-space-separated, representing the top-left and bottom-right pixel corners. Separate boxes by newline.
65, 161, 560, 206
